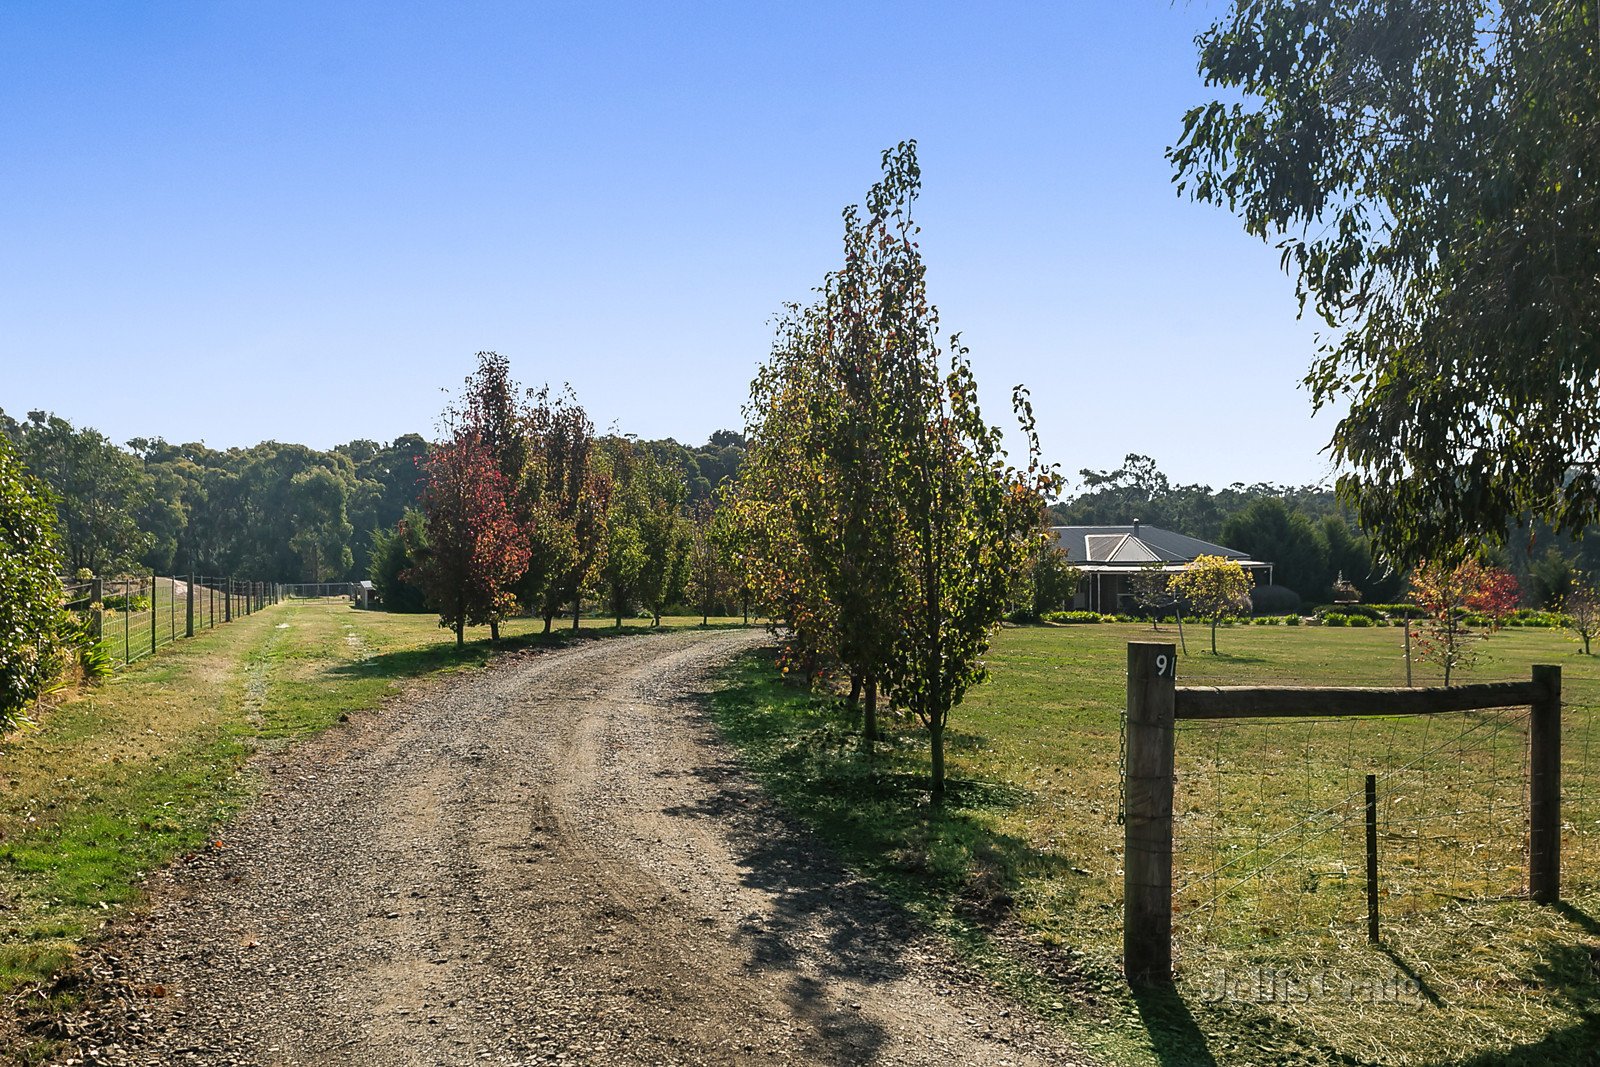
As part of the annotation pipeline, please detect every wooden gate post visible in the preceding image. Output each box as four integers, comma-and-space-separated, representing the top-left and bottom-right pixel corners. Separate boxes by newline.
185, 574, 195, 638
1529, 664, 1561, 904
1125, 641, 1177, 983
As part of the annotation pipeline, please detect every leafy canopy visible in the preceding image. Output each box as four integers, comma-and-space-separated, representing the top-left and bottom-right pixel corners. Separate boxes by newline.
0, 435, 69, 730
1172, 2, 1600, 562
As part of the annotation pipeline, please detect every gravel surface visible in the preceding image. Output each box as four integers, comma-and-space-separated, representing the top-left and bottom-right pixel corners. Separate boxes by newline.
50, 629, 1090, 1066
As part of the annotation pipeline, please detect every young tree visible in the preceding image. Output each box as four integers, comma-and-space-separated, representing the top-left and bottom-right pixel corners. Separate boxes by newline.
367, 510, 429, 613
858, 143, 1057, 800
600, 436, 689, 627
686, 498, 731, 627
523, 386, 611, 633
1564, 585, 1600, 657
1169, 555, 1253, 655
1408, 560, 1521, 686
1172, 1, 1600, 562
1130, 561, 1173, 631
0, 434, 69, 731
411, 434, 530, 648
1026, 540, 1082, 619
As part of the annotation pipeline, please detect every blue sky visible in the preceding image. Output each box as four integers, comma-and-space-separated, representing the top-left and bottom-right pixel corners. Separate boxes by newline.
0, 1, 1338, 492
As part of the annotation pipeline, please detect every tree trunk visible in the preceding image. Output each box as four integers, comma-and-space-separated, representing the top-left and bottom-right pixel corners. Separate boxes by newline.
572, 592, 580, 632
542, 612, 553, 635
1210, 617, 1219, 654
455, 616, 465, 649
864, 676, 879, 744
929, 716, 945, 806
489, 618, 500, 642
848, 674, 862, 709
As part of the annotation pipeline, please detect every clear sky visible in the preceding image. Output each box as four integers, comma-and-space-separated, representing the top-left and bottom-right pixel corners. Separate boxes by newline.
0, 1, 1340, 493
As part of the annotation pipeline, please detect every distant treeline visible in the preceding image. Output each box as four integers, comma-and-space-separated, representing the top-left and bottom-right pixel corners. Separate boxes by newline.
1049, 454, 1598, 608
0, 408, 744, 584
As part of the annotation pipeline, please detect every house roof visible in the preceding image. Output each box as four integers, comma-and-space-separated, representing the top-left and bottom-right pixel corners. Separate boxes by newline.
1049, 524, 1264, 567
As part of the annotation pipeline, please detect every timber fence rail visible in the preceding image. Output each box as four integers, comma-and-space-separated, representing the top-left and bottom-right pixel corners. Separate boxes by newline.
1121, 641, 1590, 985
61, 573, 283, 667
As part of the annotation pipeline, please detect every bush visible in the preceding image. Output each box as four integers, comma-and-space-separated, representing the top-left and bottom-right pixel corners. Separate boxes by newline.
369, 515, 430, 613
1325, 613, 1349, 626
102, 591, 150, 613
1347, 615, 1374, 627
1509, 608, 1565, 628
1250, 584, 1303, 615
1369, 602, 1426, 619
1284, 614, 1301, 626
1317, 603, 1383, 621
0, 436, 69, 731
1042, 610, 1105, 624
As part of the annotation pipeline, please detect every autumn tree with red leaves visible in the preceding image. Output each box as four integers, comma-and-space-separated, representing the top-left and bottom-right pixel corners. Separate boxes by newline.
411, 433, 530, 648
1408, 559, 1520, 686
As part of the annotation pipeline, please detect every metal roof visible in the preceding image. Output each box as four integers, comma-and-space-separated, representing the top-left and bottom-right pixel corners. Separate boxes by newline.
1050, 524, 1263, 566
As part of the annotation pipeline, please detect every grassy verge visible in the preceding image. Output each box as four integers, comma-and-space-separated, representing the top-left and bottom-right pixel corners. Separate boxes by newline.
0, 600, 741, 1059
709, 623, 1600, 1066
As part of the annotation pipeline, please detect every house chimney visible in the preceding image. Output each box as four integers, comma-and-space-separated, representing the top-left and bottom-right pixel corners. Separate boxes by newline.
1133, 518, 1141, 535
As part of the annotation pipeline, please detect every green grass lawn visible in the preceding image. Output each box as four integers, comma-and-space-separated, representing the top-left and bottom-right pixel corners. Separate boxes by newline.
710, 621, 1600, 1066
0, 599, 747, 1060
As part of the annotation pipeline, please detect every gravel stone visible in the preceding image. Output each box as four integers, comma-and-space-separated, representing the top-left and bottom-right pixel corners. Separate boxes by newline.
49, 629, 1091, 1066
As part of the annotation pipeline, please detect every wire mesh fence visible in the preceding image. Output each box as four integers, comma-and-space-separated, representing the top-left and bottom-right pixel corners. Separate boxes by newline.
60, 573, 282, 667
1161, 697, 1598, 976
1119, 641, 1597, 989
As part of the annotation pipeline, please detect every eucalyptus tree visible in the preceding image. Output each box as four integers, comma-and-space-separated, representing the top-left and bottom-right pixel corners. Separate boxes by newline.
1172, 1, 1600, 561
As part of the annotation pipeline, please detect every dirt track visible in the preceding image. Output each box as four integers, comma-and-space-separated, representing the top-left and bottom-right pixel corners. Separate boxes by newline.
61, 629, 1085, 1066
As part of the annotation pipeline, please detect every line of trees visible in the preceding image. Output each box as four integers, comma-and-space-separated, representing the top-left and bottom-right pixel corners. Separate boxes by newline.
0, 406, 746, 590
398, 354, 745, 646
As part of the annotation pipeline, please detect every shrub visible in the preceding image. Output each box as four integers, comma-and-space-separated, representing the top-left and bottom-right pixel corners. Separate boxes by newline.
0, 436, 69, 731
1284, 614, 1301, 626
102, 591, 150, 613
1347, 615, 1374, 627
1369, 602, 1426, 619
1509, 608, 1564, 628
1325, 613, 1349, 626
1042, 610, 1104, 624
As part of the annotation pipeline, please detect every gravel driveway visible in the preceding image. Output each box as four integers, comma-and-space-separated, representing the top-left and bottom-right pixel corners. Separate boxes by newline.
58, 629, 1086, 1066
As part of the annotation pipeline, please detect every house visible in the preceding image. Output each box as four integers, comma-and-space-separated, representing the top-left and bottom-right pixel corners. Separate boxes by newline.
1051, 520, 1274, 614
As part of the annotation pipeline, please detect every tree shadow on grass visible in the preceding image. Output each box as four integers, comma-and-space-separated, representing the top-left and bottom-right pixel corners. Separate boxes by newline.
673, 659, 1104, 1059
1414, 902, 1600, 1066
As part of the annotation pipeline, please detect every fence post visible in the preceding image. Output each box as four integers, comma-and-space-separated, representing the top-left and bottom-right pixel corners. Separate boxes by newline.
225, 577, 232, 623
151, 572, 157, 656
1125, 641, 1177, 984
1530, 664, 1561, 904
186, 574, 195, 638
90, 577, 104, 640
1365, 773, 1380, 943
